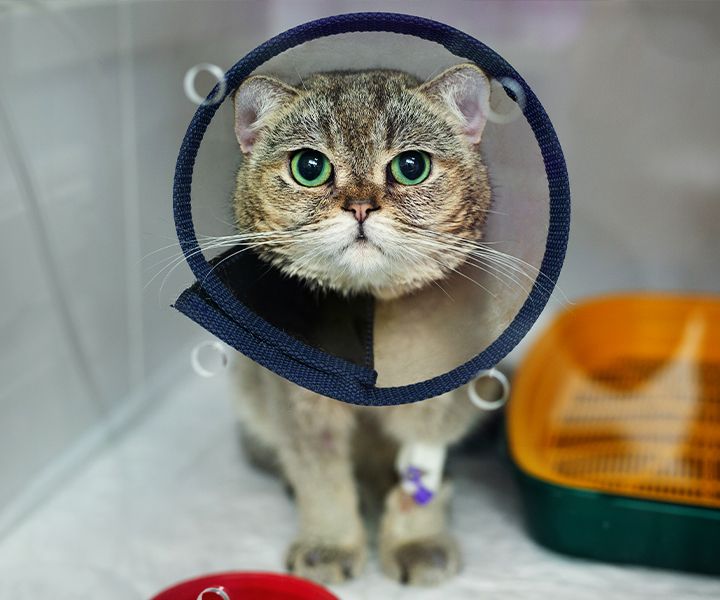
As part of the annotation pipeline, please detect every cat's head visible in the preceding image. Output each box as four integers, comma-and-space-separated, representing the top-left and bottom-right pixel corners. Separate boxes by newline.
232, 64, 492, 299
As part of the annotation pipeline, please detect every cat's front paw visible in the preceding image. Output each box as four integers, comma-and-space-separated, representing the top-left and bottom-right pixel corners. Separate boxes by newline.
286, 539, 367, 584
381, 533, 460, 586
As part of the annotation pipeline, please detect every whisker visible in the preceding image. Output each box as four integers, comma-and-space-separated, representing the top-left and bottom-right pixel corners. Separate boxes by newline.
146, 232, 293, 293
399, 244, 498, 300
153, 239, 286, 306
409, 228, 565, 297
141, 228, 300, 267
397, 228, 568, 302
405, 236, 523, 294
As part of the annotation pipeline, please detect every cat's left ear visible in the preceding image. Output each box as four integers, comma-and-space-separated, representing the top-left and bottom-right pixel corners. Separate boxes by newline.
419, 64, 491, 145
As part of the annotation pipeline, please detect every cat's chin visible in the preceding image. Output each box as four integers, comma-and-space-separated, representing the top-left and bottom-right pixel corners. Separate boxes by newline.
337, 241, 438, 300
271, 255, 442, 301
261, 238, 462, 301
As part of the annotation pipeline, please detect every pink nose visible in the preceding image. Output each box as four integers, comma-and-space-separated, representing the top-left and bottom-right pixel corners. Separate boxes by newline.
344, 200, 380, 223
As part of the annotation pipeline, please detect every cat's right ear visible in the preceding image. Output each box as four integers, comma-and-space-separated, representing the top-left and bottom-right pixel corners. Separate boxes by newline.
233, 76, 298, 154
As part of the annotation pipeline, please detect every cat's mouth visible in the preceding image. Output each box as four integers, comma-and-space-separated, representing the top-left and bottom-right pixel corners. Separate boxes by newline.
347, 237, 379, 253
354, 226, 376, 244
349, 227, 383, 253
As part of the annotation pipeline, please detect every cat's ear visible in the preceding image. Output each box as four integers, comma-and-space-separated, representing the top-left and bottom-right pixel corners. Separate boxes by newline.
233, 75, 298, 154
419, 64, 491, 145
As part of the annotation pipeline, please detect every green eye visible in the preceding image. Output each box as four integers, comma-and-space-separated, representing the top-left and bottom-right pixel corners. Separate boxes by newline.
389, 150, 431, 185
290, 149, 333, 187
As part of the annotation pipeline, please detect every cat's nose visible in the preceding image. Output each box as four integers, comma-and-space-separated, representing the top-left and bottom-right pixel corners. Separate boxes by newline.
343, 199, 380, 224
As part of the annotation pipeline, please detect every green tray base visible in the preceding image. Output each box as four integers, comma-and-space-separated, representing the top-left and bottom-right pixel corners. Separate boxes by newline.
515, 468, 720, 576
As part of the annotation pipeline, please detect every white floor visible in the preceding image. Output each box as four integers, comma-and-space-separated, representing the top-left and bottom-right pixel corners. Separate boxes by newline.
1, 372, 719, 600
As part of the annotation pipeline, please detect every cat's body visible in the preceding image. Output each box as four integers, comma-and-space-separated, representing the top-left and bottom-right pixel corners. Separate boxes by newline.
229, 64, 494, 586
232, 356, 482, 585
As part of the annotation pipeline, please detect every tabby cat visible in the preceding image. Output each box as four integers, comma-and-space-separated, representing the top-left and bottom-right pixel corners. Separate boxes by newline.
230, 63, 493, 586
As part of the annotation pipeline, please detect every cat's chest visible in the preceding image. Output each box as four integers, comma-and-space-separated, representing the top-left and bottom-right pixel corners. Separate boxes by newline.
371, 263, 509, 387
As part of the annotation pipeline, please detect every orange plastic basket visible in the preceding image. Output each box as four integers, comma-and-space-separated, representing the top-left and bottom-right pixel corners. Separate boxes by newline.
508, 294, 720, 573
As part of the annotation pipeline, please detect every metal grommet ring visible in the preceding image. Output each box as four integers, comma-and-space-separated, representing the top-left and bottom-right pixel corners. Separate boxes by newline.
197, 587, 230, 600
468, 368, 510, 410
485, 76, 527, 125
190, 340, 228, 378
183, 62, 227, 106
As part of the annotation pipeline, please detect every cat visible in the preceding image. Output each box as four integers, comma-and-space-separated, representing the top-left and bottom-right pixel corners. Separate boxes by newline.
229, 63, 493, 586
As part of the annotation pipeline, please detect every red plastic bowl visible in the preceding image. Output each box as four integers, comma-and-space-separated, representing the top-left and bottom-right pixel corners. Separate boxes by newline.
151, 572, 338, 600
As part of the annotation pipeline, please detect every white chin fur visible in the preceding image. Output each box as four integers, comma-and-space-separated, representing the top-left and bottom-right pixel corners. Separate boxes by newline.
281, 213, 451, 298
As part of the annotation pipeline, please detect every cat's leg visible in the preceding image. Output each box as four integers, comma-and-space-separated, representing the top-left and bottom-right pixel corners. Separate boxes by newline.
231, 356, 283, 474
279, 385, 366, 584
231, 358, 365, 581
377, 390, 480, 586
380, 480, 459, 586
